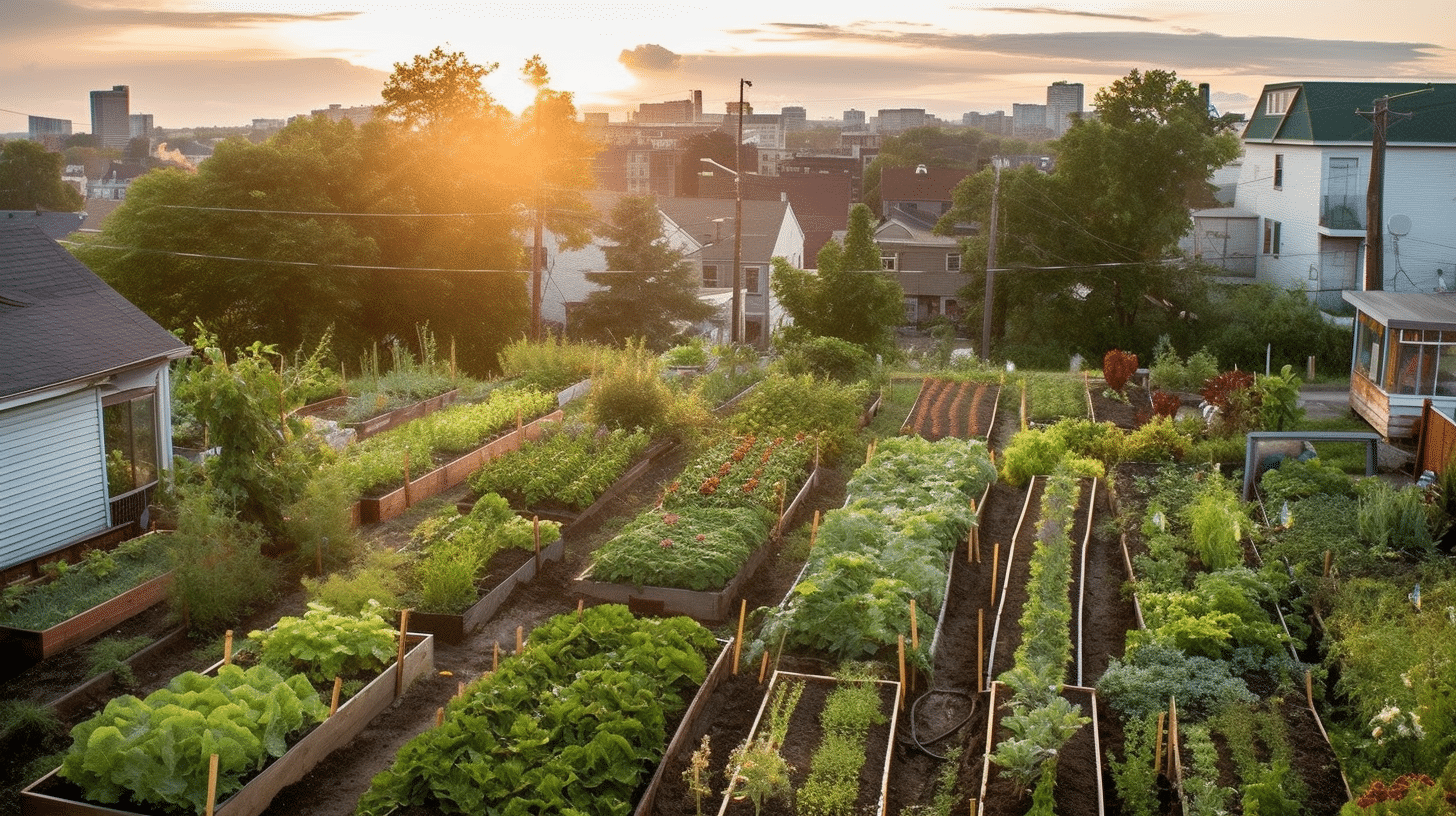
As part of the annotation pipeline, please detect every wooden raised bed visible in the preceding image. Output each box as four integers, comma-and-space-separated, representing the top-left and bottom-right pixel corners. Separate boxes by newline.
0, 570, 173, 666
716, 669, 902, 816
978, 681, 1105, 816
21, 632, 436, 816
353, 409, 564, 526
408, 537, 565, 644
632, 638, 736, 816
572, 466, 821, 622
293, 389, 460, 442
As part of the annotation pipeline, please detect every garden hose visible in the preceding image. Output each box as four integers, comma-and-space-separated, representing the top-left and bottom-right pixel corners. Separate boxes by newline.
896, 687, 977, 759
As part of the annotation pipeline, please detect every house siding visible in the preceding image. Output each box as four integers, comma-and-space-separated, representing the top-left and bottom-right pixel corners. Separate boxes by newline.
0, 390, 109, 569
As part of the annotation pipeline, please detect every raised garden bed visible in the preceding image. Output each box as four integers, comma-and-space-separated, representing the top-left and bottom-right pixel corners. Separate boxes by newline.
716, 669, 901, 816
352, 408, 563, 525
21, 631, 435, 816
573, 466, 821, 622
294, 388, 460, 441
978, 681, 1104, 816
406, 536, 565, 644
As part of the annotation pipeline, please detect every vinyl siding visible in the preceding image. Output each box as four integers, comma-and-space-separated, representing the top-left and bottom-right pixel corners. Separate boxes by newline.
0, 390, 109, 569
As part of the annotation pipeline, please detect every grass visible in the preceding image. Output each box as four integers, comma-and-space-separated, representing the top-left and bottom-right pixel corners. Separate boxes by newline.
1293, 414, 1386, 474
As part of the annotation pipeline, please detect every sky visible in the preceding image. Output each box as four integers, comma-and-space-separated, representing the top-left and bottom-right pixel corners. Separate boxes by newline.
3, 0, 1454, 134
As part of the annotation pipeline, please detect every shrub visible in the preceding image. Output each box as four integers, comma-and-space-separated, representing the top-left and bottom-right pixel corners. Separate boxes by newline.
1103, 349, 1139, 392
1151, 389, 1180, 419
1122, 416, 1193, 462
166, 484, 279, 633
301, 548, 407, 618
774, 335, 876, 384
497, 335, 608, 391
588, 347, 673, 433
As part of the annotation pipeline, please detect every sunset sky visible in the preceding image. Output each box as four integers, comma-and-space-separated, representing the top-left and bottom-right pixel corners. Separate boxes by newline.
3, 0, 1454, 133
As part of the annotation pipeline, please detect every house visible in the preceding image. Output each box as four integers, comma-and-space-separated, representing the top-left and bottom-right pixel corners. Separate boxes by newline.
0, 224, 190, 576
1191, 81, 1456, 310
86, 161, 147, 201
873, 208, 973, 326
1343, 290, 1456, 439
878, 165, 972, 220
697, 169, 851, 261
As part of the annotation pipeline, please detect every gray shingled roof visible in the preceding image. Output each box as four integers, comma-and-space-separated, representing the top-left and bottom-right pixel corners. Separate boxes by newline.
0, 224, 190, 400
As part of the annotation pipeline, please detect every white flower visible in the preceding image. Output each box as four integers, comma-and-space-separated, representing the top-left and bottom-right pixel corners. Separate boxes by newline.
1401, 672, 1413, 688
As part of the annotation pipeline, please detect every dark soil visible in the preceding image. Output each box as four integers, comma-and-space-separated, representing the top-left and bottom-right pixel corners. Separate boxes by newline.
903, 378, 1002, 440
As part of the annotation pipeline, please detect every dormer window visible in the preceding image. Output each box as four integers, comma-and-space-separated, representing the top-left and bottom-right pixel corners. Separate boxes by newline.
1265, 89, 1295, 116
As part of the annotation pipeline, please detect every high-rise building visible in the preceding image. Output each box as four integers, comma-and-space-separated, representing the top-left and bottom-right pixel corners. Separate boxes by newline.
1045, 81, 1084, 137
1012, 103, 1049, 139
90, 85, 130, 150
780, 106, 807, 131
129, 113, 153, 138
843, 109, 866, 128
876, 108, 927, 134
28, 116, 72, 149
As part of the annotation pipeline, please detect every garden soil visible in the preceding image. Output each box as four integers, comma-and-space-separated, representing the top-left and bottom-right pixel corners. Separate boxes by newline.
0, 379, 1348, 816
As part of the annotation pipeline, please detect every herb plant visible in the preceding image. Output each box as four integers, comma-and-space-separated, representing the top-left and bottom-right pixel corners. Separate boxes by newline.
249, 601, 397, 686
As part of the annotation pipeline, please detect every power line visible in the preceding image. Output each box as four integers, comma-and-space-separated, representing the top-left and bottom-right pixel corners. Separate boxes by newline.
59, 239, 528, 274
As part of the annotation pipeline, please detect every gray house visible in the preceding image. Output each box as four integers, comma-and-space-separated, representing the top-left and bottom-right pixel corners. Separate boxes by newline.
0, 224, 190, 575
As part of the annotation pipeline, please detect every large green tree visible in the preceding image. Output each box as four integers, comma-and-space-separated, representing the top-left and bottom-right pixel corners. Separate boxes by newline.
772, 203, 904, 357
862, 126, 1037, 211
0, 139, 84, 210
570, 195, 715, 349
944, 68, 1240, 359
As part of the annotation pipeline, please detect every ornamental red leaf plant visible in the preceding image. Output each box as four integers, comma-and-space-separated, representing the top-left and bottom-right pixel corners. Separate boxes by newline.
1151, 390, 1181, 419
1103, 349, 1139, 393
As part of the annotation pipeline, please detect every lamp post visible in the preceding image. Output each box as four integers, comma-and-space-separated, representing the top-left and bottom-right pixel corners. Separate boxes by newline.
732, 79, 751, 344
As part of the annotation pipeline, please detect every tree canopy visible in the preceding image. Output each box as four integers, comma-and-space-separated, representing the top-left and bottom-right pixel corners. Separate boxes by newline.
0, 140, 83, 211
772, 203, 903, 358
942, 68, 1240, 360
570, 195, 714, 349
73, 48, 599, 376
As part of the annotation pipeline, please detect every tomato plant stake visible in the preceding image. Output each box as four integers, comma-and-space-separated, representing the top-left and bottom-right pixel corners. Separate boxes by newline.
330, 677, 342, 715
1323, 549, 1333, 577
1154, 711, 1166, 773
990, 542, 1000, 606
897, 634, 907, 708
224, 630, 233, 665
576, 598, 584, 619
492, 641, 499, 671
910, 599, 919, 693
732, 599, 747, 674
204, 754, 219, 816
533, 516, 541, 571
395, 609, 410, 697
758, 650, 770, 683
435, 707, 444, 727
977, 608, 984, 693
515, 625, 523, 653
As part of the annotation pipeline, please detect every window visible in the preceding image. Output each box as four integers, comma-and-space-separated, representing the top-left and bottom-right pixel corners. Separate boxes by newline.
102, 391, 159, 497
743, 266, 762, 294
1265, 88, 1295, 116
1354, 313, 1385, 382
881, 255, 897, 271
1262, 219, 1281, 256
702, 264, 718, 288
1273, 154, 1284, 189
946, 253, 962, 272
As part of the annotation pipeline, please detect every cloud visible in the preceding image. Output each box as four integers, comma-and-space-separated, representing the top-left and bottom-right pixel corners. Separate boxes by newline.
975, 6, 1160, 23
2, 0, 357, 43
618, 44, 683, 72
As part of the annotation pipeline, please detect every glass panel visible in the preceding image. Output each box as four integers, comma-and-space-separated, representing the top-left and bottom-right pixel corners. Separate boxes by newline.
102, 394, 159, 495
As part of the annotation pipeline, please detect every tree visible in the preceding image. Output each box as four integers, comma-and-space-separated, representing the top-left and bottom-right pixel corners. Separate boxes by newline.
943, 68, 1240, 360
570, 195, 714, 349
380, 46, 501, 129
772, 203, 903, 357
862, 126, 1036, 211
0, 139, 83, 210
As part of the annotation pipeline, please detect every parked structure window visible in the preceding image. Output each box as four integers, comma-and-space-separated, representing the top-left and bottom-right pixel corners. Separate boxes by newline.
1265, 88, 1295, 115
946, 253, 962, 272
881, 255, 897, 271
1273, 154, 1284, 189
1262, 219, 1282, 256
102, 391, 158, 497
702, 264, 718, 288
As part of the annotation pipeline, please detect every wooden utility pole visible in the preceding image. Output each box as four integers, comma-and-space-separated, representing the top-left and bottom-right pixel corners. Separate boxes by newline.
1358, 85, 1429, 291
732, 78, 751, 345
980, 158, 1002, 362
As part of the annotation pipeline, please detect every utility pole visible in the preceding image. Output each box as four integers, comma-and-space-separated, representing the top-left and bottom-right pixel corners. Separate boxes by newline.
732, 78, 751, 345
1358, 85, 1429, 292
980, 157, 1002, 362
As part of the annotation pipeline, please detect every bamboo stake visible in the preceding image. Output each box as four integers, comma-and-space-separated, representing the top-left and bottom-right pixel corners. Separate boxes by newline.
329, 677, 342, 716
204, 754, 219, 816
492, 642, 500, 671
515, 625, 524, 654
223, 630, 233, 665
758, 650, 771, 683
990, 542, 1000, 606
896, 635, 906, 709
395, 610, 410, 697
436, 707, 445, 727
977, 609, 985, 693
732, 600, 747, 675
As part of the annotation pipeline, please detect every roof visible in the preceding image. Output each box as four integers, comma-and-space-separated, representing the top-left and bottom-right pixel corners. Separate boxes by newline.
1243, 81, 1456, 144
0, 224, 190, 401
0, 210, 88, 240
880, 166, 972, 204
656, 197, 795, 264
1342, 290, 1456, 332
698, 172, 850, 262
875, 210, 962, 246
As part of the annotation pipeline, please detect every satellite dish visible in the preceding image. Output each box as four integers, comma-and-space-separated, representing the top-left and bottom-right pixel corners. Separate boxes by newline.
1389, 214, 1412, 236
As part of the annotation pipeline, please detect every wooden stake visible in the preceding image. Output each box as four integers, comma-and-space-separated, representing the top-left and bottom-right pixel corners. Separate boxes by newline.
1154, 711, 1166, 774
457, 680, 465, 698
810, 510, 821, 548
403, 451, 412, 505
515, 625, 524, 654
977, 608, 985, 693
990, 542, 1000, 607
896, 635, 906, 709
223, 630, 233, 666
204, 754, 219, 816
1323, 550, 1333, 577
516, 407, 523, 432
1305, 670, 1315, 708
732, 599, 747, 675
533, 516, 541, 570
492, 642, 500, 671
909, 599, 919, 693
969, 799, 977, 816
1169, 697, 1181, 786
436, 706, 445, 727
758, 650, 771, 683
577, 598, 585, 619
329, 677, 342, 716
395, 610, 410, 698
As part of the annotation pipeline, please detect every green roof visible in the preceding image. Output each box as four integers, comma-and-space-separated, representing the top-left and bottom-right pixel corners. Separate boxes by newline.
1242, 81, 1456, 144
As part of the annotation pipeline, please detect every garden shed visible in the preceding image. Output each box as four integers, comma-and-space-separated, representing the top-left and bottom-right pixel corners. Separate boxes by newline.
0, 224, 190, 577
1343, 289, 1456, 439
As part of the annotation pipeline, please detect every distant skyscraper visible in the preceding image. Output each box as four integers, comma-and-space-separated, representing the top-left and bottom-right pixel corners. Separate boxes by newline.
780, 106, 807, 131
1045, 81, 1084, 137
28, 116, 72, 147
90, 85, 130, 150
876, 108, 927, 134
129, 113, 153, 138
843, 109, 866, 128
1012, 103, 1048, 138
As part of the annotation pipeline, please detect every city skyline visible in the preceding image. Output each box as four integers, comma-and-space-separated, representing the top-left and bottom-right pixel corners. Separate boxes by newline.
3, 0, 1454, 132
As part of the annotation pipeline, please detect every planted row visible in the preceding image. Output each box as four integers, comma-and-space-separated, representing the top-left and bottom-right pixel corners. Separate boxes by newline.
754, 435, 996, 670
355, 604, 717, 815
468, 422, 652, 511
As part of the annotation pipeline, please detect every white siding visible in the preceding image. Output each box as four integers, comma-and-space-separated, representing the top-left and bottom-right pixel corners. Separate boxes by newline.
0, 390, 109, 569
